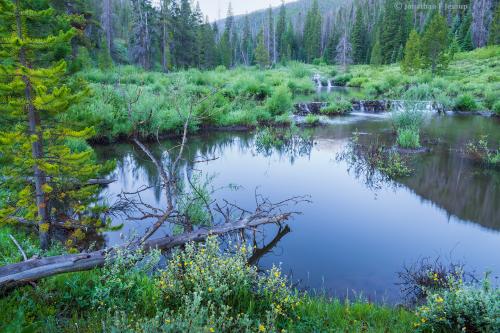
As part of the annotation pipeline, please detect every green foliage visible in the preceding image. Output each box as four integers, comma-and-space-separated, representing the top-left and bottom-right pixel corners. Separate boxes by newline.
304, 114, 320, 126
454, 94, 478, 111
254, 27, 269, 69
0, 0, 109, 250
415, 276, 500, 333
493, 101, 500, 115
331, 73, 353, 86
320, 100, 352, 115
421, 14, 450, 74
465, 136, 500, 167
397, 128, 421, 149
378, 152, 413, 177
266, 85, 293, 116
401, 30, 423, 74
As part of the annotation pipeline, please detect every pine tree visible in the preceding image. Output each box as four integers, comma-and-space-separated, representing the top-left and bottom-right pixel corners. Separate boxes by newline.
421, 13, 450, 74
254, 27, 270, 68
267, 5, 276, 64
370, 35, 383, 65
219, 3, 233, 68
488, 3, 500, 45
401, 30, 423, 74
351, 5, 367, 64
380, 0, 404, 64
0, 0, 108, 250
241, 15, 253, 66
303, 0, 322, 62
276, 0, 287, 62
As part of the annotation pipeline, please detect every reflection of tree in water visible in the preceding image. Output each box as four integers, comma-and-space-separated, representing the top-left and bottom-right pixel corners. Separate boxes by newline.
401, 148, 500, 231
337, 133, 500, 232
336, 133, 406, 192
254, 127, 314, 163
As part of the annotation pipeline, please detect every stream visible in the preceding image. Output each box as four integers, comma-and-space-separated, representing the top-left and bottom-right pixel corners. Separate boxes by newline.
95, 112, 500, 303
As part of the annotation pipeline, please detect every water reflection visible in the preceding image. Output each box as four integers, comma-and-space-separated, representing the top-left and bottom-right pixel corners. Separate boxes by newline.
95, 114, 500, 302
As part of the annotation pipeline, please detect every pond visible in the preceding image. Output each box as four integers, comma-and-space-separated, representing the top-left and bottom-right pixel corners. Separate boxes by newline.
95, 113, 500, 303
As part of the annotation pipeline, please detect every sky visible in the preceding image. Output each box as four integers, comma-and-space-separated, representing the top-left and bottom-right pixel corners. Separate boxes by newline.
196, 0, 296, 21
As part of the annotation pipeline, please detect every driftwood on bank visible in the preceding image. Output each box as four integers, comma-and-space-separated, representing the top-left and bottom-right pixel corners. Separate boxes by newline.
0, 213, 291, 291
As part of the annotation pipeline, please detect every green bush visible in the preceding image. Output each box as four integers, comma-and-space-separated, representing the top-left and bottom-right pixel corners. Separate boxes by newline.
454, 94, 478, 111
320, 100, 352, 115
415, 276, 499, 333
492, 101, 500, 115
266, 85, 293, 116
397, 128, 421, 149
304, 114, 320, 126
331, 73, 353, 86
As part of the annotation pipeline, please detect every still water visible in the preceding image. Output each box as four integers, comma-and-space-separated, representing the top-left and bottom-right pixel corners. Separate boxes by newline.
95, 113, 500, 303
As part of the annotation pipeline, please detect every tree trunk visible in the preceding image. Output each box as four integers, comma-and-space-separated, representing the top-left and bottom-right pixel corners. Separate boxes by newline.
15, 0, 50, 250
0, 214, 291, 291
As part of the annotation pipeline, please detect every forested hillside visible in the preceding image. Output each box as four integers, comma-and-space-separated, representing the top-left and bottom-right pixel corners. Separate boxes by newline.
52, 0, 499, 71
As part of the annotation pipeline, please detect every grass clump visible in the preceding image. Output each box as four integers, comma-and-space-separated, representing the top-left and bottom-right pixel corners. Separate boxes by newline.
304, 114, 320, 126
397, 128, 421, 149
454, 94, 479, 111
392, 108, 424, 149
320, 99, 352, 115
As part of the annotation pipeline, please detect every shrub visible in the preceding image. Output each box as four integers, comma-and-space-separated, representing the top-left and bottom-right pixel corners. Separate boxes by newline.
304, 114, 320, 126
320, 100, 352, 115
289, 62, 311, 78
347, 77, 367, 87
492, 101, 500, 115
465, 136, 500, 167
454, 94, 478, 111
392, 108, 424, 133
397, 128, 421, 149
287, 78, 315, 95
415, 276, 499, 333
331, 73, 353, 86
266, 85, 293, 116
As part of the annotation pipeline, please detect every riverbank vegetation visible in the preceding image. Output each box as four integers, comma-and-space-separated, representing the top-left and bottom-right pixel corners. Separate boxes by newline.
1, 0, 499, 331
67, 45, 499, 142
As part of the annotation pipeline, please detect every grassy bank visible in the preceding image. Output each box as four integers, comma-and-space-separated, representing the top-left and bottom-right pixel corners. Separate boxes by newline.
66, 47, 500, 142
0, 227, 416, 332
2, 226, 498, 332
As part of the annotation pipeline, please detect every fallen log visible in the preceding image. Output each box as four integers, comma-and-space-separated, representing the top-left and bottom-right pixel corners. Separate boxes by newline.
0, 213, 291, 291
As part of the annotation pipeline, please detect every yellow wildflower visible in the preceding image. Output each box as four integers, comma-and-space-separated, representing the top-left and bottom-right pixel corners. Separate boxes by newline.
258, 324, 266, 332
436, 296, 444, 303
209, 328, 215, 332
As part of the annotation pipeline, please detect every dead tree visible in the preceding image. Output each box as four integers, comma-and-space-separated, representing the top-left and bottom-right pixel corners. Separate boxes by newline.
0, 81, 307, 291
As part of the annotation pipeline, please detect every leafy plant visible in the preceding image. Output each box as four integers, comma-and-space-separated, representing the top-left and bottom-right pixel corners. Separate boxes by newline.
454, 94, 478, 111
320, 100, 352, 115
397, 128, 421, 149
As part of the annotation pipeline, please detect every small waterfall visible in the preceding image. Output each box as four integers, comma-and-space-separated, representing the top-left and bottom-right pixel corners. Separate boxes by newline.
304, 103, 311, 114
359, 101, 365, 113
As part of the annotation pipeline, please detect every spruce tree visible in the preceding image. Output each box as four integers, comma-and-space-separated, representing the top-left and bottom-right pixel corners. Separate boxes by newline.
241, 15, 253, 66
488, 3, 500, 45
421, 13, 450, 74
0, 0, 109, 250
276, 0, 287, 62
254, 27, 270, 68
401, 30, 423, 74
351, 5, 367, 64
380, 0, 404, 64
370, 35, 383, 65
303, 0, 322, 62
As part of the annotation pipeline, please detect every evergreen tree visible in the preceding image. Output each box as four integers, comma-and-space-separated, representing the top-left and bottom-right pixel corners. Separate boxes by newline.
380, 0, 405, 63
276, 0, 287, 62
488, 3, 500, 45
254, 27, 269, 68
219, 3, 233, 67
421, 13, 450, 74
351, 5, 367, 64
241, 15, 253, 66
401, 30, 423, 74
370, 35, 383, 65
267, 5, 276, 64
0, 0, 108, 250
303, 0, 322, 62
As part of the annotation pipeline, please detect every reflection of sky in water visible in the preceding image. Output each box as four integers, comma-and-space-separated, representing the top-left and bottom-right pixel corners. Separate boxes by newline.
96, 114, 500, 303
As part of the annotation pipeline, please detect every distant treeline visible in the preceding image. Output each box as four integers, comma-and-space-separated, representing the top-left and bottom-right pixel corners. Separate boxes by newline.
48, 0, 499, 71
